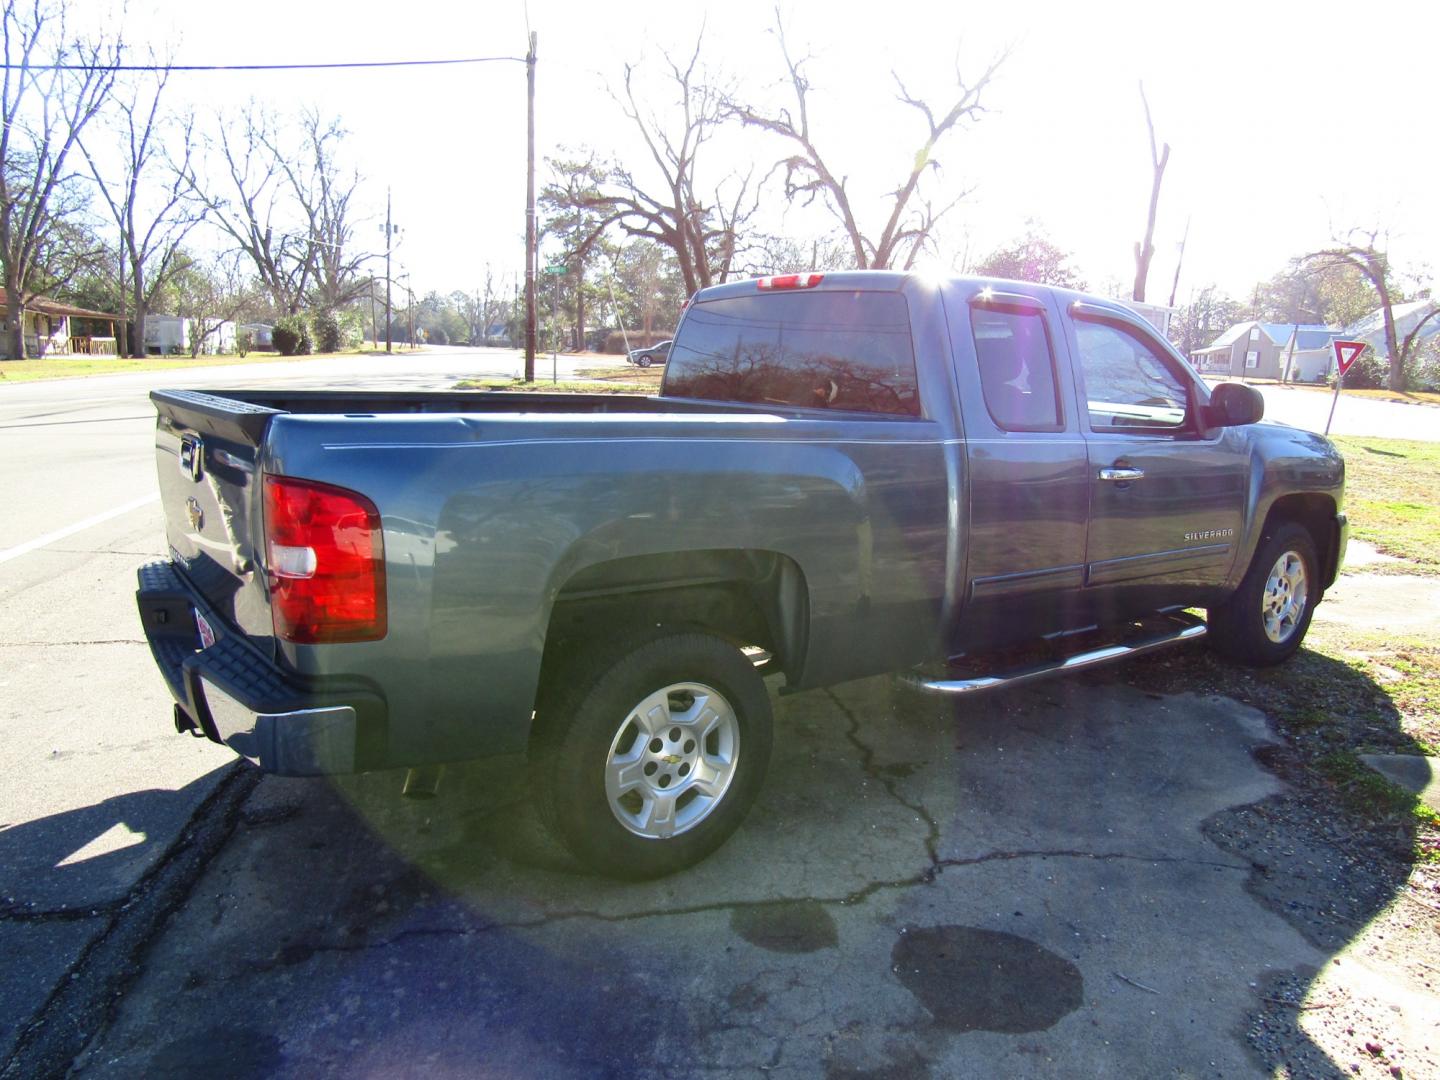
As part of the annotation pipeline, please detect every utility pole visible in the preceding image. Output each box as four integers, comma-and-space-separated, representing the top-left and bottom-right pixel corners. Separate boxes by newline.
1167, 215, 1190, 309
385, 189, 393, 353
406, 281, 415, 349
381, 188, 401, 353
369, 276, 378, 346
524, 31, 538, 382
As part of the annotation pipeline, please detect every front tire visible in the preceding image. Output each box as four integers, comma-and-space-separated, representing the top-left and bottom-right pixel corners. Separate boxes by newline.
1208, 522, 1319, 666
637, 354, 652, 367
531, 632, 773, 879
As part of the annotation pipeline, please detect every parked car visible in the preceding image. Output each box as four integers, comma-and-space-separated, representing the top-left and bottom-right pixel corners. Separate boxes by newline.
627, 339, 672, 367
136, 270, 1346, 879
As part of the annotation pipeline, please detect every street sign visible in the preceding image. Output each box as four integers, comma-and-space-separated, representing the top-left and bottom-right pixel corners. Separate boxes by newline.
1332, 339, 1366, 376
542, 264, 566, 276
1325, 339, 1368, 435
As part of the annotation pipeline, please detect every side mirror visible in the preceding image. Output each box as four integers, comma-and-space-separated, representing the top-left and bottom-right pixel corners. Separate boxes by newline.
1204, 382, 1264, 427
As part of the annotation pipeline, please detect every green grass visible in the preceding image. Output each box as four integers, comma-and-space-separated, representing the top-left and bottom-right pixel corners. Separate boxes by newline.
1332, 437, 1440, 573
453, 376, 652, 394
1315, 749, 1440, 831
0, 349, 392, 383
576, 365, 665, 389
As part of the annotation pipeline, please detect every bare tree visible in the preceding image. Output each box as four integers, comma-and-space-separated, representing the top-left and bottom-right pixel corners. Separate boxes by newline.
186, 106, 305, 315
1308, 228, 1440, 390
0, 0, 118, 358
1169, 285, 1245, 357
542, 37, 760, 296
726, 10, 1004, 271
1132, 82, 1170, 303
266, 110, 368, 313
81, 66, 205, 357
737, 232, 853, 277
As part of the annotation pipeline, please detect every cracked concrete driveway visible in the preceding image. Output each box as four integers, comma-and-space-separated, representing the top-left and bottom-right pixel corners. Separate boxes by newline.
65, 670, 1367, 1078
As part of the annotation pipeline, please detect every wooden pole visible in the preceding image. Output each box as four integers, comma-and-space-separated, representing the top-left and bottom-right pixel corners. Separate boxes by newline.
385, 188, 393, 354
1167, 215, 1190, 309
524, 31, 538, 382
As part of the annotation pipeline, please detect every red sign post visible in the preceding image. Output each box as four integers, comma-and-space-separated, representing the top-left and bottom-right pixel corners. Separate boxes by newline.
1325, 339, 1367, 434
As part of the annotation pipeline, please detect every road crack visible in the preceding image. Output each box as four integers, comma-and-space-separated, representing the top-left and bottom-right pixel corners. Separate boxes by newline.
826, 688, 942, 865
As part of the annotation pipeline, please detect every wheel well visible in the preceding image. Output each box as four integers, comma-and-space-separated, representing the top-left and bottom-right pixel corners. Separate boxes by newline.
1261, 493, 1340, 587
541, 549, 809, 681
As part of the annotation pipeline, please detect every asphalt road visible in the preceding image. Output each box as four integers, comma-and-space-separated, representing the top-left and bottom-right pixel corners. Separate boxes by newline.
0, 347, 605, 1068
0, 350, 1434, 1076
1226, 382, 1437, 441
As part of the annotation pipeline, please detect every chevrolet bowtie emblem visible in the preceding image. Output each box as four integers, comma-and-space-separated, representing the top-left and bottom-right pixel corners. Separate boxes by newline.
185, 497, 204, 531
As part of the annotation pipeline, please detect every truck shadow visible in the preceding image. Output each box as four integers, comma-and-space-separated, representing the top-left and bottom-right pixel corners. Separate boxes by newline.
261, 639, 1419, 1075
0, 767, 238, 916
54, 643, 1428, 1077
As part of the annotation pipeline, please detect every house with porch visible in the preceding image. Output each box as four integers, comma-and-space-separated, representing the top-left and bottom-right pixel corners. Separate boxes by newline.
0, 289, 122, 358
1191, 321, 1334, 380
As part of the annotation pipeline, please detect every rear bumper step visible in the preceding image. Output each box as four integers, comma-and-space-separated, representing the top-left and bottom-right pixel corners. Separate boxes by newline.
899, 612, 1207, 697
136, 560, 383, 776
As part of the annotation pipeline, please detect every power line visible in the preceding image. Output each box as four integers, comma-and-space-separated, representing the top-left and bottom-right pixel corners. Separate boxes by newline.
2, 55, 526, 72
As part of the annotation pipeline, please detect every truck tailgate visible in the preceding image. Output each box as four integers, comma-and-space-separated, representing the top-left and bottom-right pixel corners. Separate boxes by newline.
151, 389, 279, 652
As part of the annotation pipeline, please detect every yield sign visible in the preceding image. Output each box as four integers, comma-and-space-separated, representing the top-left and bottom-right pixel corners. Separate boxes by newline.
1333, 339, 1366, 376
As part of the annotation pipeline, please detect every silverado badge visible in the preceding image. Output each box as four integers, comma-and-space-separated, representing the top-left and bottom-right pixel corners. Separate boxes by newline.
1184, 528, 1234, 542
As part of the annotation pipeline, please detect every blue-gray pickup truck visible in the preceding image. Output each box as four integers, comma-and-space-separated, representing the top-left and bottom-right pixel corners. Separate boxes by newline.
137, 271, 1347, 877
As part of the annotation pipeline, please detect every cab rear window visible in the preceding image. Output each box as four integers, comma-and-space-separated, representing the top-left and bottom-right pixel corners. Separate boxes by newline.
662, 291, 920, 416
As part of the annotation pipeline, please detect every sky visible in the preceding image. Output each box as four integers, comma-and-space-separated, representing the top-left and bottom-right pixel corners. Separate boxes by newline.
81, 0, 1439, 308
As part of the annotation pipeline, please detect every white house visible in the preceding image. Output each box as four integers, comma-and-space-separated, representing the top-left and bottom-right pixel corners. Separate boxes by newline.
1284, 300, 1440, 381
145, 316, 238, 356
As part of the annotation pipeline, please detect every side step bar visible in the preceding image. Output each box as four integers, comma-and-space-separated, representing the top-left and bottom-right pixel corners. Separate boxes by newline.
899, 612, 1207, 697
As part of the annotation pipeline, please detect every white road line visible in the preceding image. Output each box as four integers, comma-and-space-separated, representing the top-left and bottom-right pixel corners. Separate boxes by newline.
0, 493, 161, 565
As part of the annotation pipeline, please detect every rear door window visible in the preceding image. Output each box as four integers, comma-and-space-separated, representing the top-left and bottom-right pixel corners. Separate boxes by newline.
969, 305, 1063, 431
663, 291, 920, 416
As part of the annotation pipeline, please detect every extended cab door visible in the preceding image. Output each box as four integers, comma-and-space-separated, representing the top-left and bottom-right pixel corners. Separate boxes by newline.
943, 283, 1092, 650
1060, 302, 1248, 617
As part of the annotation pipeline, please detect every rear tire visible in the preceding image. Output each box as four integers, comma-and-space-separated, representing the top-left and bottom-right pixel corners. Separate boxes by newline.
1208, 522, 1319, 666
637, 354, 652, 367
531, 631, 773, 879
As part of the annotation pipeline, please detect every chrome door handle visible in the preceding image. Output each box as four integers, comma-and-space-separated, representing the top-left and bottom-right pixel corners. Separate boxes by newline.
1099, 467, 1145, 482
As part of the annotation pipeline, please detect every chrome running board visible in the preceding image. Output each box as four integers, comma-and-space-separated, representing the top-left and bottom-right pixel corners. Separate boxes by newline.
899, 613, 1207, 697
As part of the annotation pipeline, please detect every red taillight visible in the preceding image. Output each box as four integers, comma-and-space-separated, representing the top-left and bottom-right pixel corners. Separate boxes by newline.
262, 475, 386, 644
756, 273, 824, 290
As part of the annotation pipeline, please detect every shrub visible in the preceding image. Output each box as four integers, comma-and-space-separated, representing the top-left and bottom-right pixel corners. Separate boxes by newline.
271, 324, 298, 356
311, 310, 341, 353
428, 326, 449, 346
236, 330, 251, 358
1410, 340, 1440, 392
1330, 352, 1387, 389
273, 315, 313, 356
337, 309, 365, 350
